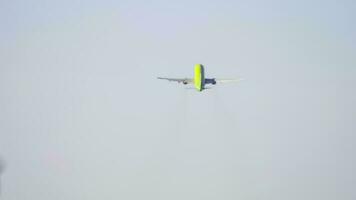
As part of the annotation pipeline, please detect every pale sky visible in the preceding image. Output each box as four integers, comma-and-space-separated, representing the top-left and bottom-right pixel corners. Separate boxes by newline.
1, 0, 356, 199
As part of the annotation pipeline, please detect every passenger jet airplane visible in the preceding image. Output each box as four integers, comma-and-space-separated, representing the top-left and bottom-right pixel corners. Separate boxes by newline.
158, 64, 242, 92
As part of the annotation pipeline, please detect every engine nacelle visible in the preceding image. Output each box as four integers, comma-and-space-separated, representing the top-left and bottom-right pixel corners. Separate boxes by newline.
205, 78, 216, 85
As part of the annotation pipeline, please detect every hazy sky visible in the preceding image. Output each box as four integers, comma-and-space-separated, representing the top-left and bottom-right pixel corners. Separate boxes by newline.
1, 0, 356, 199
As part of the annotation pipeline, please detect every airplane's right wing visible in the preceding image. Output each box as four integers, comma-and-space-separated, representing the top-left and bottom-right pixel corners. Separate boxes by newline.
215, 78, 244, 83
205, 78, 244, 85
157, 77, 194, 84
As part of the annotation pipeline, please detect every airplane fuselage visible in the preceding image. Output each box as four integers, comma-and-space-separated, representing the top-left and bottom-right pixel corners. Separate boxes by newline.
194, 64, 205, 91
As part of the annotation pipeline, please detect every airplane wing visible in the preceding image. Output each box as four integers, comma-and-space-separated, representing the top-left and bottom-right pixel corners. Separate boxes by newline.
215, 78, 244, 83
205, 78, 244, 85
157, 77, 194, 84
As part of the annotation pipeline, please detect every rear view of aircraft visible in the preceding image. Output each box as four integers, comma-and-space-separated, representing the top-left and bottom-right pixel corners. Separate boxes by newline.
158, 64, 243, 92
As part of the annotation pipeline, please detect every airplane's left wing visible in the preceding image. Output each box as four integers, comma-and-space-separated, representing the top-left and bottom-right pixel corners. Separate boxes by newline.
157, 77, 194, 84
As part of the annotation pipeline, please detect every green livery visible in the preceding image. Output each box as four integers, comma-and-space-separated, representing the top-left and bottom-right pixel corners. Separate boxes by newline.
194, 64, 205, 91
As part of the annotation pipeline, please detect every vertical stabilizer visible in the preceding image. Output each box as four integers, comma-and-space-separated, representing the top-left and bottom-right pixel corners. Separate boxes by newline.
194, 64, 204, 91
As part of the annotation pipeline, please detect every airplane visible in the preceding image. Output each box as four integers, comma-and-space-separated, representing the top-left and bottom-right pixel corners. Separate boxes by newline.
157, 64, 242, 92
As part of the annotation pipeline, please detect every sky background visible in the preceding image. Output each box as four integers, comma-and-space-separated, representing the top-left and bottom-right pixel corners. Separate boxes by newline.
0, 0, 356, 199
